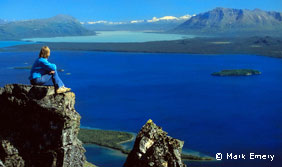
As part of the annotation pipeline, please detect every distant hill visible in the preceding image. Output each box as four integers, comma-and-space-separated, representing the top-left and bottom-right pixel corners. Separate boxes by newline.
171, 8, 282, 36
82, 15, 192, 31
0, 19, 7, 24
0, 15, 96, 40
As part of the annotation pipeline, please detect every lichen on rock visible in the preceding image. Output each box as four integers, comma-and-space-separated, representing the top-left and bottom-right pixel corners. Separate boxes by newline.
0, 84, 86, 167
124, 119, 187, 167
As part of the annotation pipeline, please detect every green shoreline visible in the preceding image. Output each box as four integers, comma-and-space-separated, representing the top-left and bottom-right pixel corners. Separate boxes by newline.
1, 36, 282, 58
78, 128, 214, 161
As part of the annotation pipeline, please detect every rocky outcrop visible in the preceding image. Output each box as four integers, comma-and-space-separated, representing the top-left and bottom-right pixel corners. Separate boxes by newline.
124, 119, 187, 167
0, 159, 5, 167
0, 84, 86, 167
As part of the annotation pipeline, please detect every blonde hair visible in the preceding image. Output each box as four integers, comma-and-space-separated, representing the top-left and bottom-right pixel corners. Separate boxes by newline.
39, 46, 50, 58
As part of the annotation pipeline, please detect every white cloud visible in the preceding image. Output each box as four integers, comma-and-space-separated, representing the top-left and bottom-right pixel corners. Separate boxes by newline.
179, 15, 192, 20
148, 15, 192, 22
83, 14, 194, 25
159, 16, 179, 20
87, 20, 108, 24
130, 20, 145, 24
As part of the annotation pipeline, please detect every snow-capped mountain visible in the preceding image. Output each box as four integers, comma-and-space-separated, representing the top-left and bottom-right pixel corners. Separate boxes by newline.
147, 15, 193, 23
81, 14, 194, 31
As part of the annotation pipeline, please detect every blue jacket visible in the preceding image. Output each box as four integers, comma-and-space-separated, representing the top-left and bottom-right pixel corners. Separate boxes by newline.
29, 57, 57, 80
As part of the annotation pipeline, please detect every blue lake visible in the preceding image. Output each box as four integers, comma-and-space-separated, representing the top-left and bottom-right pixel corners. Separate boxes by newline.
0, 51, 281, 167
23, 31, 195, 43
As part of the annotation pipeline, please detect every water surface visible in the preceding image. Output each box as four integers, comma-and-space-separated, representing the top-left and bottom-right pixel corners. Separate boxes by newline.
23, 31, 195, 43
0, 51, 281, 167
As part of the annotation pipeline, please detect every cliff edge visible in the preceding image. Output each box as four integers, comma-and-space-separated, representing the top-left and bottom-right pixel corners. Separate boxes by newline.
0, 84, 86, 167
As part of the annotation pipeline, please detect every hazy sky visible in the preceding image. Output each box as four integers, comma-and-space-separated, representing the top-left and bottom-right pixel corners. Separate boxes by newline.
1, 0, 281, 21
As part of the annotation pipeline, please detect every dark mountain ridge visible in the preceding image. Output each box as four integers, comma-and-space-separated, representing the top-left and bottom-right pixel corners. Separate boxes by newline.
171, 7, 282, 36
0, 14, 95, 40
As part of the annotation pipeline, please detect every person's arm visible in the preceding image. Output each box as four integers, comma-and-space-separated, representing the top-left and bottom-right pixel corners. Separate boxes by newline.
40, 58, 57, 72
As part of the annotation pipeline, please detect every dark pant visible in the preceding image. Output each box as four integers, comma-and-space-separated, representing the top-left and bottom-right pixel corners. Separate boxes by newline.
30, 71, 64, 89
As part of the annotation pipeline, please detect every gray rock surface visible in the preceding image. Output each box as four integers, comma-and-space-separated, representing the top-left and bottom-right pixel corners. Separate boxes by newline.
124, 119, 187, 167
0, 159, 5, 167
0, 84, 86, 167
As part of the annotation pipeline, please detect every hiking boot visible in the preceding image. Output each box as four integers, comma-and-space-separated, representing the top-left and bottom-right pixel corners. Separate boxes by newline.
56, 87, 71, 94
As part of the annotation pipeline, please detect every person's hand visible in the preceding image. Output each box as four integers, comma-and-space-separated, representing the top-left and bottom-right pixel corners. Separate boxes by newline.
49, 71, 55, 74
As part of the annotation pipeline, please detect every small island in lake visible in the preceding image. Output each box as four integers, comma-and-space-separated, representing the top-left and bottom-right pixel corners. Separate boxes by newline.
211, 69, 261, 76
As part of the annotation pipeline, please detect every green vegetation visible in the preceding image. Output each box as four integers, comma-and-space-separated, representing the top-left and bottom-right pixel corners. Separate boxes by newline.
211, 69, 261, 76
83, 161, 96, 167
78, 128, 214, 161
78, 128, 133, 153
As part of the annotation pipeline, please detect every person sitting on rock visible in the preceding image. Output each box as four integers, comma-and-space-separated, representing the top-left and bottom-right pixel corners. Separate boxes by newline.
29, 46, 70, 94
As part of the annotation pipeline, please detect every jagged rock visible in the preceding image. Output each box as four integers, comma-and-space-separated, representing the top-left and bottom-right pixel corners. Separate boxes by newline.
0, 140, 24, 167
0, 84, 86, 167
124, 119, 187, 167
0, 159, 5, 167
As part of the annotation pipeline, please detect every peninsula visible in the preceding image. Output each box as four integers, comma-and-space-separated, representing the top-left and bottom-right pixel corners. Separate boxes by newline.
1, 36, 282, 58
78, 128, 214, 161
